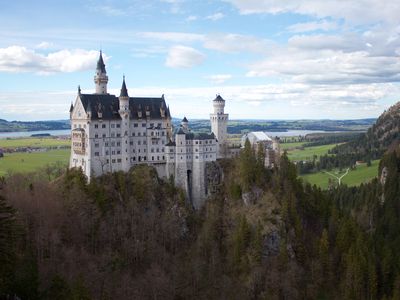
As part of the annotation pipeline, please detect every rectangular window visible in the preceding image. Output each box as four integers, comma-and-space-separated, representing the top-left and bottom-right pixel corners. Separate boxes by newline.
117, 159, 121, 163
134, 123, 138, 127
116, 124, 120, 128
94, 124, 98, 128
102, 124, 106, 128
117, 142, 121, 146
94, 143, 99, 148
116, 133, 121, 137
142, 123, 146, 127
94, 152, 99, 156
111, 124, 115, 128
112, 159, 116, 163
105, 150, 109, 155
94, 134, 98, 138
117, 150, 121, 154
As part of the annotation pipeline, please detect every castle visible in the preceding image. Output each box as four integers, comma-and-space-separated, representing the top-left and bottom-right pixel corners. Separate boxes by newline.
69, 52, 228, 208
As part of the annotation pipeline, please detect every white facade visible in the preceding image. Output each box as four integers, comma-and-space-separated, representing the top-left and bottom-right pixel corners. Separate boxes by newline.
210, 95, 229, 158
241, 131, 280, 168
69, 52, 228, 208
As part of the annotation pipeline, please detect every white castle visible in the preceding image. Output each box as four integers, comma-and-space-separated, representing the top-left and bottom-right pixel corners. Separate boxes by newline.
69, 52, 229, 208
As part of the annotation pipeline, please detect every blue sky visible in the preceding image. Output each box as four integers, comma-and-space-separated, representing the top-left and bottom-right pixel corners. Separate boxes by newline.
0, 0, 400, 121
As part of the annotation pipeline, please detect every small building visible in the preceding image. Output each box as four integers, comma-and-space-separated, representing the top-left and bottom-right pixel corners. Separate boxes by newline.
241, 131, 280, 168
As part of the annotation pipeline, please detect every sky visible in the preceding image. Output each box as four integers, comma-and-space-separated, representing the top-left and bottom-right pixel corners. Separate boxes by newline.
0, 0, 400, 121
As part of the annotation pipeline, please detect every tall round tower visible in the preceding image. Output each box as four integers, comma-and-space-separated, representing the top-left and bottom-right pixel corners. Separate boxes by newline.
119, 76, 130, 171
210, 95, 229, 158
94, 51, 108, 94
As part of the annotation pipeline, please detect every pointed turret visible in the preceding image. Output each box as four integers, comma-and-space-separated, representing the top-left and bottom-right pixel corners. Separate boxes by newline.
69, 102, 74, 113
96, 50, 106, 73
94, 50, 108, 94
119, 76, 130, 116
120, 76, 129, 97
181, 116, 189, 132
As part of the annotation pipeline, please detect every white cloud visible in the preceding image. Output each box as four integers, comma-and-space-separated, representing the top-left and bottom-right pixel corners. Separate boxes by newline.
92, 5, 127, 16
204, 33, 273, 53
185, 15, 198, 21
224, 0, 400, 25
136, 31, 205, 43
206, 12, 225, 21
35, 41, 54, 49
165, 45, 205, 68
205, 74, 232, 84
287, 20, 338, 33
0, 46, 101, 74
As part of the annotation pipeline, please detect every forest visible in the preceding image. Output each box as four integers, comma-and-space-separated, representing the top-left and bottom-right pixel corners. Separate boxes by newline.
1, 138, 400, 299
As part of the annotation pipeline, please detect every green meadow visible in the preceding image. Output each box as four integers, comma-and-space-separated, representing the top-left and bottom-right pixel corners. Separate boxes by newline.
0, 137, 70, 149
301, 160, 380, 189
0, 149, 70, 176
287, 144, 337, 161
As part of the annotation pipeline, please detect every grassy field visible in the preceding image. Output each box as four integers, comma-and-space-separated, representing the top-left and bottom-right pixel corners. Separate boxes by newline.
0, 137, 70, 149
0, 149, 70, 176
301, 160, 380, 189
280, 141, 306, 150
287, 144, 336, 161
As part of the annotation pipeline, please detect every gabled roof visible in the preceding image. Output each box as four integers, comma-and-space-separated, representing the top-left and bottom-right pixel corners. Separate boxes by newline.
248, 131, 272, 141
78, 93, 171, 120
96, 51, 106, 73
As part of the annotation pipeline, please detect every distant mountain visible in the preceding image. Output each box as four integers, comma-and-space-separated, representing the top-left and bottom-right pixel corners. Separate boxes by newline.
327, 101, 400, 166
0, 119, 70, 133
0, 117, 376, 133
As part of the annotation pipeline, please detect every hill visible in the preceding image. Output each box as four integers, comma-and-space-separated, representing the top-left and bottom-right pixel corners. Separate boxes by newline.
315, 101, 400, 169
0, 119, 70, 132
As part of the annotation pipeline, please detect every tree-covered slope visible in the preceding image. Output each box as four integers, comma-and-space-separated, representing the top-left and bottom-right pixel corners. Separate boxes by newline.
1, 146, 400, 299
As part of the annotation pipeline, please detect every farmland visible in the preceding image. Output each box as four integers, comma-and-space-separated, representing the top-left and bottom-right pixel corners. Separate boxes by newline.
301, 160, 380, 189
0, 149, 70, 176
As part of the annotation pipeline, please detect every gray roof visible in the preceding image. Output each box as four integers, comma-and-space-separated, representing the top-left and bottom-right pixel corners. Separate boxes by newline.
182, 116, 188, 122
120, 77, 128, 97
79, 93, 171, 120
213, 95, 225, 102
96, 51, 106, 73
176, 127, 186, 135
185, 132, 215, 140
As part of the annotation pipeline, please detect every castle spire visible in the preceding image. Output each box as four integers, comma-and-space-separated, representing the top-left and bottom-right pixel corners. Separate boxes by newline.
96, 50, 106, 73
94, 50, 108, 94
120, 75, 128, 97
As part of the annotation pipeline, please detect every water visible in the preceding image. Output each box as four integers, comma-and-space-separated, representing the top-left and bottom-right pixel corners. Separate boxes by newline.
0, 129, 71, 139
264, 130, 333, 137
0, 129, 342, 139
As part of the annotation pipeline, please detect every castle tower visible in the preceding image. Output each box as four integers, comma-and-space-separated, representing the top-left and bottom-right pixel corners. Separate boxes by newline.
94, 51, 108, 94
119, 76, 131, 171
210, 95, 228, 158
181, 117, 189, 133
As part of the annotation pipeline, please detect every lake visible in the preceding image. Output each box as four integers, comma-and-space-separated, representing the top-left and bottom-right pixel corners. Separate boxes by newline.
0, 129, 71, 139
0, 129, 342, 139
